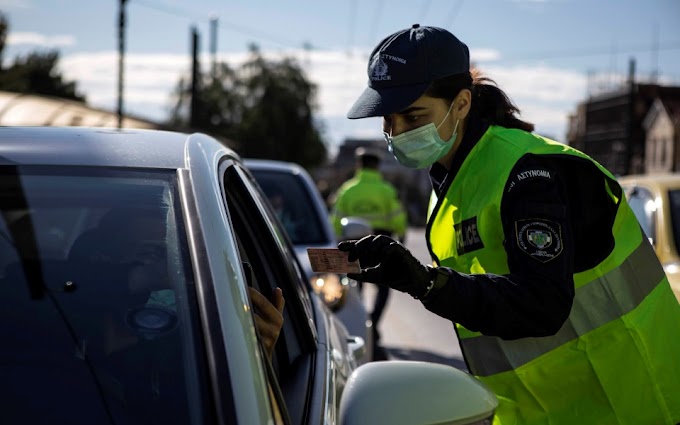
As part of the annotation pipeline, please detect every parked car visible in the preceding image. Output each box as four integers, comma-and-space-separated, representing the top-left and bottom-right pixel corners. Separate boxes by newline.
245, 159, 373, 362
0, 127, 497, 425
619, 173, 680, 301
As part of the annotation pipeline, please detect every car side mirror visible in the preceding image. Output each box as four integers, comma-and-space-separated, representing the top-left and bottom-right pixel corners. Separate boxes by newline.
340, 217, 373, 241
340, 361, 498, 425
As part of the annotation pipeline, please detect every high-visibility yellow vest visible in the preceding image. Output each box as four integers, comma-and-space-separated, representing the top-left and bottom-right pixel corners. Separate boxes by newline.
427, 125, 680, 425
330, 169, 407, 238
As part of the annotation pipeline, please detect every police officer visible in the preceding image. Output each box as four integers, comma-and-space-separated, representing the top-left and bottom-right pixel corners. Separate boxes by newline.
330, 146, 407, 360
338, 24, 680, 424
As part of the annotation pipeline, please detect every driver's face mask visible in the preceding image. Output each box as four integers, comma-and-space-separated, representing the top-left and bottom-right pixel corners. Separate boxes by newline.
124, 240, 178, 340
384, 101, 458, 169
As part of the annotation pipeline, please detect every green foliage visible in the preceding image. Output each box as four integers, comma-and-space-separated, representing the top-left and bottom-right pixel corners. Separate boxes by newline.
169, 45, 327, 169
0, 12, 85, 101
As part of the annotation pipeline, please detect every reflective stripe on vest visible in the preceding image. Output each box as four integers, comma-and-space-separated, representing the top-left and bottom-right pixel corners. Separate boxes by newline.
427, 125, 680, 424
461, 238, 664, 376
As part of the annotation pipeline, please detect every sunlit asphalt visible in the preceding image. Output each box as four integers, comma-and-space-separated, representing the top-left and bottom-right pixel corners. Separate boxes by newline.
360, 227, 467, 370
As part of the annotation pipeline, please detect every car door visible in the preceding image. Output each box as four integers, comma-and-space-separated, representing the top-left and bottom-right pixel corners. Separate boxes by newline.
623, 184, 657, 246
219, 161, 354, 424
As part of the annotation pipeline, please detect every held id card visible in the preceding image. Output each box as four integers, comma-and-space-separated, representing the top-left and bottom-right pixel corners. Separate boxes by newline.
307, 248, 361, 274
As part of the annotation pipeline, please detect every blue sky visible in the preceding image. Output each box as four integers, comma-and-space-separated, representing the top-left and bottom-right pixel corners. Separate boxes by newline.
2, 0, 679, 153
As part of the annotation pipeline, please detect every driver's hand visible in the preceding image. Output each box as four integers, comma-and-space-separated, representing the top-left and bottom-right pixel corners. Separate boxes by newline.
248, 287, 285, 360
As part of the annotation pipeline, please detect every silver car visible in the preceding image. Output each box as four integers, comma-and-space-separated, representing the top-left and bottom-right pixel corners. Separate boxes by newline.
0, 127, 497, 425
245, 159, 374, 363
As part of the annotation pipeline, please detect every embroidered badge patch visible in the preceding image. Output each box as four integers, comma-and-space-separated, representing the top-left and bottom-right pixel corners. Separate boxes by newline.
454, 216, 484, 255
515, 219, 562, 263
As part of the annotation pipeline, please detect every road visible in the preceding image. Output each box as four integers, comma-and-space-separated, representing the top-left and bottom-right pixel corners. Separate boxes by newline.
360, 227, 467, 370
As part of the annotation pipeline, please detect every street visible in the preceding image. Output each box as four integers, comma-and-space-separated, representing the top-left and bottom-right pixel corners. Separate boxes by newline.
360, 227, 467, 370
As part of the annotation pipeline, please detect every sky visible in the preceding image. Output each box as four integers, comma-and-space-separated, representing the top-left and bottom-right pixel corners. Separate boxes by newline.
1, 0, 680, 155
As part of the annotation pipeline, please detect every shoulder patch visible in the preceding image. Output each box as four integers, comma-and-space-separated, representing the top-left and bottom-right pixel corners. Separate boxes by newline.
515, 218, 563, 263
507, 168, 555, 193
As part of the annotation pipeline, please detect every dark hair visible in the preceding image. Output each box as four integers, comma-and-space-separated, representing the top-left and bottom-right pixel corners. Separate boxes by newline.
360, 154, 380, 169
425, 69, 534, 132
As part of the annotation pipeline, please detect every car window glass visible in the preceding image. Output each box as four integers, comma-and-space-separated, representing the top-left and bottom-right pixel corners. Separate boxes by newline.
221, 166, 307, 357
626, 186, 656, 245
235, 166, 315, 327
220, 164, 316, 425
667, 189, 680, 255
0, 166, 208, 424
250, 169, 329, 245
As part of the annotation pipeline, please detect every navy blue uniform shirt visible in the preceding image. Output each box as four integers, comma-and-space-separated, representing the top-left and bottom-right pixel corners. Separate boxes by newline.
425, 117, 617, 340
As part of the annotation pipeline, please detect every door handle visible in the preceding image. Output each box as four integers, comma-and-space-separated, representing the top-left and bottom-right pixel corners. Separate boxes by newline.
347, 335, 366, 361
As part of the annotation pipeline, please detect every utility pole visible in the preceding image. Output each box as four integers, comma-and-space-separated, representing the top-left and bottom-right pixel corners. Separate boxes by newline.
117, 0, 128, 129
624, 58, 636, 175
190, 26, 200, 129
210, 16, 218, 79
651, 23, 659, 84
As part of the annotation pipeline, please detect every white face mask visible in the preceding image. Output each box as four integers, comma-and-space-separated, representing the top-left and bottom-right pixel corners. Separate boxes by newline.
383, 102, 459, 169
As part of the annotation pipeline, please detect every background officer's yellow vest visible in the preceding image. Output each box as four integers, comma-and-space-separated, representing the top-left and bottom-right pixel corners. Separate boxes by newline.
330, 169, 406, 238
427, 125, 680, 425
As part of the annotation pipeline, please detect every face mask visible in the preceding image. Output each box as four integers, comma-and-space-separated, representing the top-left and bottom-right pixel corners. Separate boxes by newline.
384, 102, 459, 169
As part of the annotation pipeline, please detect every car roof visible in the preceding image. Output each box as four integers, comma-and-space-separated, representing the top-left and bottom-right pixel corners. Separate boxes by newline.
618, 173, 680, 189
244, 158, 305, 174
0, 126, 230, 169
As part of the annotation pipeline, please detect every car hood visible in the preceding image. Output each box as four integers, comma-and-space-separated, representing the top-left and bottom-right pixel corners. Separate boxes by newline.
664, 268, 680, 303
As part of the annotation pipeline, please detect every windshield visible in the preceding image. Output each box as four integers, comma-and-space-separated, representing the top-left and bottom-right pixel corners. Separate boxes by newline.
251, 169, 329, 245
668, 189, 680, 255
0, 166, 207, 424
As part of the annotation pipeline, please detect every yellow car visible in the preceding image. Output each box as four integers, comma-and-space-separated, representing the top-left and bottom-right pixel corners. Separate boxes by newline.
618, 174, 680, 302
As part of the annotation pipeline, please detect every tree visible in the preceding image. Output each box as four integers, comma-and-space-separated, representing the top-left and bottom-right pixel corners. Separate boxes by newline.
169, 45, 327, 169
169, 61, 244, 140
0, 12, 85, 101
0, 13, 7, 67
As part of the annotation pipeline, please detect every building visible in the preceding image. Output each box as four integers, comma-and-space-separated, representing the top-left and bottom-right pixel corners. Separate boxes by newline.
0, 91, 159, 129
567, 67, 680, 176
643, 97, 680, 173
0, 91, 239, 150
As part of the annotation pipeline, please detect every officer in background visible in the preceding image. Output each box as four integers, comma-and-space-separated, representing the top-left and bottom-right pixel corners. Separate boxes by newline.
330, 147, 407, 360
338, 24, 680, 424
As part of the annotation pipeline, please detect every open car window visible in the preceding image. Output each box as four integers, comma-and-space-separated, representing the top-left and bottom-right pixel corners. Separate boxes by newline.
625, 185, 657, 245
220, 162, 317, 425
250, 168, 330, 246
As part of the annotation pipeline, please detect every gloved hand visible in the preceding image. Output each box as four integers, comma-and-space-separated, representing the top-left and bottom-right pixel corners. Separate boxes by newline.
338, 234, 432, 299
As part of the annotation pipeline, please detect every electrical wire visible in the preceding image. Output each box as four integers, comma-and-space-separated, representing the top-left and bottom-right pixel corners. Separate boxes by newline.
132, 0, 318, 50
368, 0, 385, 46
496, 41, 680, 64
347, 0, 357, 54
418, 0, 433, 23
445, 0, 464, 29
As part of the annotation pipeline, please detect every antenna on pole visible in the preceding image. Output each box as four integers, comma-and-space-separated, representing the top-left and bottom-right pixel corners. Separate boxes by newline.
651, 22, 659, 83
190, 26, 200, 129
117, 0, 128, 129
608, 40, 617, 90
209, 16, 218, 79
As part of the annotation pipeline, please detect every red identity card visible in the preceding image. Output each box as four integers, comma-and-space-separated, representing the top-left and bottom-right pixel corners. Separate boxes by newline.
307, 248, 361, 274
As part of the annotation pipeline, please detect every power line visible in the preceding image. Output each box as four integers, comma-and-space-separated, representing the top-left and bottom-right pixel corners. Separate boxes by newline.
368, 0, 385, 45
128, 0, 680, 65
445, 0, 464, 29
132, 0, 318, 50
133, 0, 202, 22
496, 41, 680, 64
418, 0, 433, 23
347, 0, 357, 53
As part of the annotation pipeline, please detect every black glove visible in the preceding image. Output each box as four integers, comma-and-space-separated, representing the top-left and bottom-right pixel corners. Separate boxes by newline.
338, 234, 432, 299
